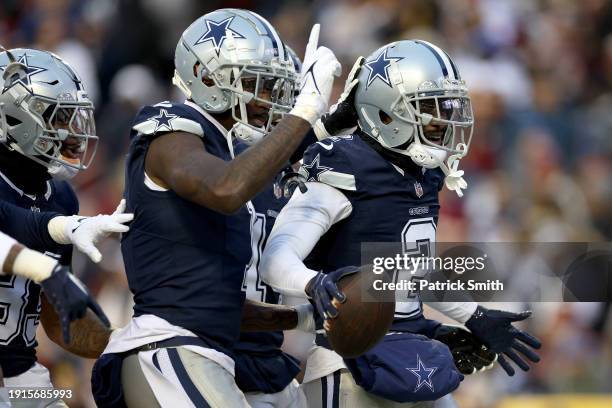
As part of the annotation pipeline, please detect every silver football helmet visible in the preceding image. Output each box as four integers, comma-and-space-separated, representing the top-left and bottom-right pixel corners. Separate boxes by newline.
0, 48, 97, 177
355, 40, 473, 175
173, 8, 297, 145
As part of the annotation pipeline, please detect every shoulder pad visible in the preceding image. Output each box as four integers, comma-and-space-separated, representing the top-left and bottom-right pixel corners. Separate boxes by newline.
132, 101, 204, 137
299, 135, 357, 191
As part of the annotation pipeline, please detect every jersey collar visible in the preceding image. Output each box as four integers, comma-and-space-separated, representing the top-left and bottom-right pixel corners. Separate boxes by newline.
184, 100, 235, 158
0, 169, 52, 201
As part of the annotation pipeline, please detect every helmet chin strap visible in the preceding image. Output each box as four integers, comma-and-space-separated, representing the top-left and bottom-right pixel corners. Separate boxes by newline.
231, 122, 266, 145
47, 156, 81, 181
407, 141, 469, 197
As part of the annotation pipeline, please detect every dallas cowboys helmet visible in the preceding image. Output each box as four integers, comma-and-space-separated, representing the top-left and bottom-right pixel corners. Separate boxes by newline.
0, 48, 97, 178
355, 40, 473, 175
173, 8, 296, 145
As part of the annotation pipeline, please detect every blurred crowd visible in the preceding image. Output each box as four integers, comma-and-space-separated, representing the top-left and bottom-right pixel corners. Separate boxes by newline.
1, 0, 611, 406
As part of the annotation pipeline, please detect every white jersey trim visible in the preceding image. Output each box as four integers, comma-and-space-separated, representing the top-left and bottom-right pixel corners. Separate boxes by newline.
103, 314, 235, 375
144, 171, 169, 192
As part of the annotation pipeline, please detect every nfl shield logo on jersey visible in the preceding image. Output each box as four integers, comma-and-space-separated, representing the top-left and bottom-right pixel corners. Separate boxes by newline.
414, 182, 424, 198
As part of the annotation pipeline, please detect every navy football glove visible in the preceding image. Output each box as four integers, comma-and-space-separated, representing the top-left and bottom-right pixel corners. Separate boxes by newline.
465, 306, 541, 376
305, 266, 359, 319
40, 264, 111, 344
319, 57, 364, 135
434, 324, 498, 375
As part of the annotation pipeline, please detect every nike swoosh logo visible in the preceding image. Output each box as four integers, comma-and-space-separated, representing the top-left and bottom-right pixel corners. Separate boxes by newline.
300, 61, 320, 94
316, 141, 333, 151
71, 218, 86, 234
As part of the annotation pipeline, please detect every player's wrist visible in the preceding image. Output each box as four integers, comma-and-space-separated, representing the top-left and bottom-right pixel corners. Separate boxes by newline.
13, 248, 58, 283
294, 303, 315, 332
48, 215, 86, 245
313, 117, 331, 140
290, 92, 327, 125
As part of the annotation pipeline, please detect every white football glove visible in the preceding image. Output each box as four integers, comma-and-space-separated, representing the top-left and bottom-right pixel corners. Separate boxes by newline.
48, 199, 134, 263
290, 24, 342, 125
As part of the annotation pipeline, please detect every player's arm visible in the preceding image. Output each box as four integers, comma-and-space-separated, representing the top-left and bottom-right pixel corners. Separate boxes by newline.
0, 199, 133, 263
145, 120, 311, 214
145, 26, 341, 214
240, 299, 314, 332
0, 230, 110, 345
260, 182, 353, 320
40, 295, 112, 358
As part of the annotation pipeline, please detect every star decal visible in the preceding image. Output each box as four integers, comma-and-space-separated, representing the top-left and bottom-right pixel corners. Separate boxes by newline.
301, 153, 332, 182
407, 355, 437, 392
364, 49, 403, 88
148, 109, 178, 133
194, 17, 245, 55
0, 53, 47, 90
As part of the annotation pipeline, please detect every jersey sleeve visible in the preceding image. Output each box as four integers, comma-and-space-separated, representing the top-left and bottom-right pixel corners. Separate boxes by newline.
0, 200, 59, 249
131, 102, 205, 138
298, 136, 357, 192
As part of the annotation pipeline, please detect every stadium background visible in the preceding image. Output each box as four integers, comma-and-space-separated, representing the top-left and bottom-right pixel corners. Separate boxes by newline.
1, 0, 612, 406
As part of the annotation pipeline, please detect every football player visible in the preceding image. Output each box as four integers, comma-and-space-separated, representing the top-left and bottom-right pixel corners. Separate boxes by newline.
230, 46, 310, 408
0, 47, 113, 406
94, 9, 339, 408
261, 40, 541, 407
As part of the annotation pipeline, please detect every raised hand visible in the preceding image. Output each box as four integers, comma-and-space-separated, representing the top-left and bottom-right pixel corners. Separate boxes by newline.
290, 24, 342, 125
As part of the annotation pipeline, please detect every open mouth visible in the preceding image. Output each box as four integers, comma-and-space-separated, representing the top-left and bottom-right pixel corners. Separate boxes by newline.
61, 138, 84, 160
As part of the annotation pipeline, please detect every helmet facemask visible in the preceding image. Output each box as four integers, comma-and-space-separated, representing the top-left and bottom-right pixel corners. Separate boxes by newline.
27, 94, 97, 174
389, 78, 473, 171
228, 65, 296, 145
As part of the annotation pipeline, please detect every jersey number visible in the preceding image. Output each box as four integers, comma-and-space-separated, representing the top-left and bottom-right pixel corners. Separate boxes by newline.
0, 276, 38, 345
241, 203, 269, 302
394, 217, 436, 319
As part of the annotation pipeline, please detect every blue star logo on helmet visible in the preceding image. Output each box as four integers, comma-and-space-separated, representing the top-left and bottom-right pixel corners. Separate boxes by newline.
148, 109, 178, 133
194, 17, 246, 56
0, 53, 47, 91
364, 49, 403, 88
407, 354, 437, 392
302, 153, 332, 182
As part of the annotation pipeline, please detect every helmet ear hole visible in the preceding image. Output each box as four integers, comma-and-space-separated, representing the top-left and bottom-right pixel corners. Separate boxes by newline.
192, 62, 214, 87
378, 110, 393, 125
5, 115, 21, 126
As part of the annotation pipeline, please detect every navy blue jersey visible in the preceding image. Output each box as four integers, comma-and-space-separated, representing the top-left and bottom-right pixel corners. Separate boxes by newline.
232, 141, 299, 393
0, 172, 77, 377
299, 135, 444, 320
122, 101, 253, 357
0, 200, 59, 250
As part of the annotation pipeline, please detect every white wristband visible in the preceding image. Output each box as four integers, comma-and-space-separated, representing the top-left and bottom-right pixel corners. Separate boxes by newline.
12, 248, 58, 283
48, 216, 71, 245
313, 118, 331, 141
294, 303, 316, 332
289, 92, 326, 126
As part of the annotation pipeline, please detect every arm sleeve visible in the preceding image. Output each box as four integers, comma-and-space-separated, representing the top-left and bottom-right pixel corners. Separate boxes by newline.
0, 200, 60, 249
425, 301, 478, 324
260, 182, 353, 296
0, 230, 17, 275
